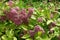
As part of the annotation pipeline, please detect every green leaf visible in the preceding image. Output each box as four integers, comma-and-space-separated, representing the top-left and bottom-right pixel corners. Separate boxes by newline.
47, 20, 53, 25
38, 31, 42, 36
0, 32, 2, 36
22, 34, 30, 39
26, 38, 32, 40
13, 37, 17, 40
1, 35, 8, 40
31, 15, 36, 20
20, 25, 28, 30
35, 36, 42, 40
6, 29, 14, 38
51, 27, 59, 36
56, 24, 60, 26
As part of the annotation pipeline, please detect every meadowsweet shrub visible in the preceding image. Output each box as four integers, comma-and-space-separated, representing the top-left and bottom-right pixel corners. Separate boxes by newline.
0, 0, 60, 40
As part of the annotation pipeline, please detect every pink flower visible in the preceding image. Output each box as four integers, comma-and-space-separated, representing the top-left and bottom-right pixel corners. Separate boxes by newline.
15, 7, 20, 11
8, 0, 14, 7
29, 30, 35, 37
34, 25, 45, 33
13, 19, 22, 25
0, 16, 6, 22
37, 17, 43, 22
10, 8, 17, 14
27, 8, 34, 18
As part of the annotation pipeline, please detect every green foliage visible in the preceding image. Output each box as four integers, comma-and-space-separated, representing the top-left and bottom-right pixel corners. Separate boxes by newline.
0, 0, 60, 40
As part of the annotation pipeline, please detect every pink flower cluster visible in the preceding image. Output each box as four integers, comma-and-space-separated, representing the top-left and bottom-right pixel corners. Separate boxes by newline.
3, 7, 34, 25
29, 25, 45, 37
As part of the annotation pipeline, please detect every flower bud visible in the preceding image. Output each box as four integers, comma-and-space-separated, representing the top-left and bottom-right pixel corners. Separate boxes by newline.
48, 22, 56, 29
49, 30, 54, 34
29, 30, 35, 38
37, 17, 43, 23
0, 16, 6, 22
34, 25, 45, 34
